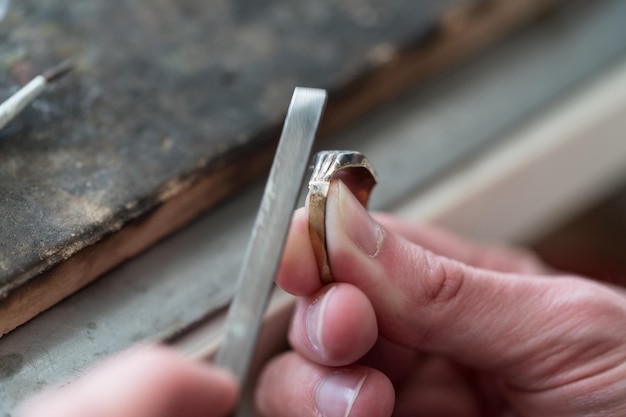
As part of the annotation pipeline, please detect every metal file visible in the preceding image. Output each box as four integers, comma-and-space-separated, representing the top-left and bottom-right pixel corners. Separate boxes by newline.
214, 87, 327, 387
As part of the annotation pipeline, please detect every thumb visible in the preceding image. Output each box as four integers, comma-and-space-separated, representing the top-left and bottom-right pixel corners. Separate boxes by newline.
326, 180, 626, 391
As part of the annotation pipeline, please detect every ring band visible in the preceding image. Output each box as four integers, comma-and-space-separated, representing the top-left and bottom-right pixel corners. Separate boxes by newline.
308, 150, 378, 284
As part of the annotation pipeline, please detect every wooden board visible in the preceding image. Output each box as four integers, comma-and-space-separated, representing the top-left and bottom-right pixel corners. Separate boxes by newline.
0, 0, 565, 336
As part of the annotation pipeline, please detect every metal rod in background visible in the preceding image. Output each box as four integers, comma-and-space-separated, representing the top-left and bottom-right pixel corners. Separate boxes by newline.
0, 60, 73, 132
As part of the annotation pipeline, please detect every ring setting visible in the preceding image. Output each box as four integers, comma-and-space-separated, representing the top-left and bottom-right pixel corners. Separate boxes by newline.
308, 150, 378, 284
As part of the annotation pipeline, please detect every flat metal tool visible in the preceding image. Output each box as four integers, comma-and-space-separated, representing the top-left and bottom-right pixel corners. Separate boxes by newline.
215, 87, 327, 386
0, 60, 73, 132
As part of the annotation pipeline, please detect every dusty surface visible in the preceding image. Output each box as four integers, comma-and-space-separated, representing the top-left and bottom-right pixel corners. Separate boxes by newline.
0, 0, 451, 297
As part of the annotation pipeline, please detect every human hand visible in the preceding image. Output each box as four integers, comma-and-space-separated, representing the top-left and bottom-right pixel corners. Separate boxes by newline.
18, 346, 238, 417
255, 180, 626, 417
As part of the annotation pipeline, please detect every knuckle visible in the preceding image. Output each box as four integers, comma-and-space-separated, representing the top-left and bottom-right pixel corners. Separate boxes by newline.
418, 251, 465, 305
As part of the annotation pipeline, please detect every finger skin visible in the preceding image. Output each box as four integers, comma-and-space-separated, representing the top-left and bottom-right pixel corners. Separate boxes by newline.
277, 206, 545, 297
372, 214, 548, 274
255, 352, 394, 417
357, 336, 419, 386
289, 284, 421, 386
278, 180, 626, 414
279, 208, 320, 295
394, 356, 481, 417
18, 346, 238, 417
328, 182, 626, 384
289, 283, 378, 367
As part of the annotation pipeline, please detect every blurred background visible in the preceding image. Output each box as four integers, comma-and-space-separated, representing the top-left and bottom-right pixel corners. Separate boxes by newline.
1, 0, 625, 413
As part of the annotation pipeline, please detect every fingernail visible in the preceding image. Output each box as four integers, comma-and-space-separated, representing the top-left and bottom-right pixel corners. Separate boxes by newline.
333, 180, 381, 256
316, 371, 368, 417
306, 285, 337, 356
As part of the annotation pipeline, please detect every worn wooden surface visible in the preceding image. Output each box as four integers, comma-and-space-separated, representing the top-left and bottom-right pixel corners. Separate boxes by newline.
0, 0, 566, 335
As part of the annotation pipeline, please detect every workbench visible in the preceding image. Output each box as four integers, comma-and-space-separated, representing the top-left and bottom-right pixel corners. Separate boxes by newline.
2, 0, 626, 414
1, 0, 554, 336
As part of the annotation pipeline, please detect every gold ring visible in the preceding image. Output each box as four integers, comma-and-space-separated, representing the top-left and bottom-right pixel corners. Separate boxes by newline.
308, 150, 378, 284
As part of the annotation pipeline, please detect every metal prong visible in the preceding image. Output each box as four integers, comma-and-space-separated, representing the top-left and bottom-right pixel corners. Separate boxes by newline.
42, 60, 74, 83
